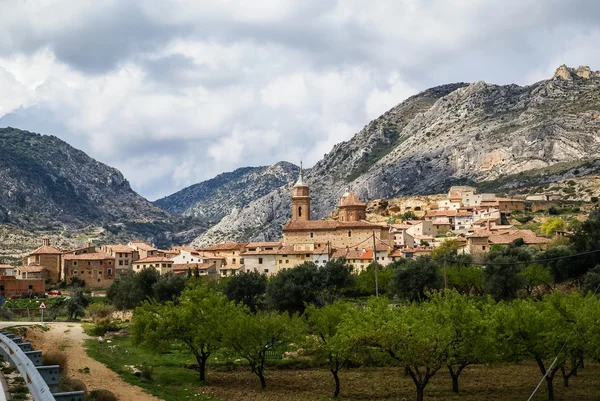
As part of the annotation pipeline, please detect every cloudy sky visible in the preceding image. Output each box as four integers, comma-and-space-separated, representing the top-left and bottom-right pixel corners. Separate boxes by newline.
1, 0, 599, 200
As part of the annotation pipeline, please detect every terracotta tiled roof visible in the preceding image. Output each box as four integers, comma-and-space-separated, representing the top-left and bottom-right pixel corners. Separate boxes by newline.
0, 264, 13, 269
282, 220, 383, 231
390, 224, 411, 230
244, 242, 281, 248
401, 247, 434, 254
455, 212, 473, 217
496, 198, 524, 202
339, 192, 366, 207
172, 263, 213, 270
63, 252, 114, 261
277, 245, 313, 255
242, 248, 281, 255
30, 245, 62, 255
129, 242, 157, 251
19, 265, 48, 273
433, 221, 452, 225
200, 242, 248, 251
133, 257, 174, 264
488, 230, 551, 245
104, 244, 136, 253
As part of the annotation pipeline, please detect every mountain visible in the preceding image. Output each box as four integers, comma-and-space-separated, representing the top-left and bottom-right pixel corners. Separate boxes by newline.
154, 162, 300, 224
0, 127, 169, 230
191, 65, 600, 245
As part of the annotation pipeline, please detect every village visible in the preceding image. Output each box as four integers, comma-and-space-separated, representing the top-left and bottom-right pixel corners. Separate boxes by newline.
0, 169, 564, 297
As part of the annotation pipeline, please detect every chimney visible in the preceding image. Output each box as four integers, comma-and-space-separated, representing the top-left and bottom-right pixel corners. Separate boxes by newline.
42, 236, 50, 247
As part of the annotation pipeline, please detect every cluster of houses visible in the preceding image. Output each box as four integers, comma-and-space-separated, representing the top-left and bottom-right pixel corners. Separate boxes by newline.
0, 172, 555, 296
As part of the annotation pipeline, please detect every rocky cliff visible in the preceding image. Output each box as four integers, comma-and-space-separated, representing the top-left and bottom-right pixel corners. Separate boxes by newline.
192, 65, 600, 245
0, 127, 169, 229
154, 162, 299, 225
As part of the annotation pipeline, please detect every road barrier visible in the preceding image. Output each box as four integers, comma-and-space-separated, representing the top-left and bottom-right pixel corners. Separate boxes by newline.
0, 329, 85, 401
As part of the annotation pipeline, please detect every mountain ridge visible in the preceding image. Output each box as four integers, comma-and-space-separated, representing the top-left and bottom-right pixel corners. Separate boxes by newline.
190, 65, 600, 245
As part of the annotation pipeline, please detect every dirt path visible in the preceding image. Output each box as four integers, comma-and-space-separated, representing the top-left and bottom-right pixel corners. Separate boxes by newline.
24, 323, 162, 401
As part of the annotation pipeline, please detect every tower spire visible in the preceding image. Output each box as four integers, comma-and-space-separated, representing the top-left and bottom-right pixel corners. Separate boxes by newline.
295, 159, 305, 186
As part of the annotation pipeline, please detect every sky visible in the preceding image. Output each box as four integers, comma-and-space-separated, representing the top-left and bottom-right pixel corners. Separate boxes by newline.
1, 1, 600, 201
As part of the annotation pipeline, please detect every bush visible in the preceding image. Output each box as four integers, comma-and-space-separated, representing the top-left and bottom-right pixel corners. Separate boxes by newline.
140, 364, 154, 381
87, 389, 118, 401
87, 303, 115, 319
88, 316, 119, 336
59, 377, 87, 392
43, 351, 68, 376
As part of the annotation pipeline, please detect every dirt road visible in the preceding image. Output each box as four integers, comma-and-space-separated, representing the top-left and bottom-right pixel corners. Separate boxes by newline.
24, 323, 162, 401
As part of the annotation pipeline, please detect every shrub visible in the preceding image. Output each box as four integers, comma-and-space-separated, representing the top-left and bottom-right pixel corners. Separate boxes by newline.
59, 377, 87, 392
87, 389, 118, 401
89, 316, 119, 336
591, 196, 599, 203
87, 303, 115, 319
43, 351, 68, 376
140, 364, 154, 381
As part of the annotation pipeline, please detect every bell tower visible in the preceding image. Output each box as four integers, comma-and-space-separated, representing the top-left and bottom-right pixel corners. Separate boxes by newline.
291, 161, 310, 221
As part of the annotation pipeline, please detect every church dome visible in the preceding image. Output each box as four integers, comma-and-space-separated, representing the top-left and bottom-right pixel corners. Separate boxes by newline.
339, 191, 366, 207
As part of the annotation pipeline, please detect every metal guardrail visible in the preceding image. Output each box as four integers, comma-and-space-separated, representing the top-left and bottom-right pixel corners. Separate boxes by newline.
0, 329, 85, 401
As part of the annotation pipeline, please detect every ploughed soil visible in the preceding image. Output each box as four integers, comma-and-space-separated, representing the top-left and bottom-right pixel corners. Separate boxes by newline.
196, 362, 600, 401
25, 323, 162, 401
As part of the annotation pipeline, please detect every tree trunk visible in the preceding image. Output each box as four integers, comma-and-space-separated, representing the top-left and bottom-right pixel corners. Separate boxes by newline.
258, 372, 267, 389
416, 385, 424, 401
546, 377, 555, 401
331, 368, 340, 397
199, 357, 207, 382
194, 352, 210, 383
448, 363, 468, 393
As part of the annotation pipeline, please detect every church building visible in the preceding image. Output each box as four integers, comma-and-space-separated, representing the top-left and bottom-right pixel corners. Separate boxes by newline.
282, 168, 390, 249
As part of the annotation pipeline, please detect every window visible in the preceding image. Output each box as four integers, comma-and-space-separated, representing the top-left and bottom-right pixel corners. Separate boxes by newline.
279, 260, 283, 264
98, 271, 102, 275
348, 231, 352, 237
108, 268, 113, 276
240, 258, 244, 265
88, 271, 92, 275
88, 262, 91, 266
286, 260, 289, 264
232, 258, 236, 264
310, 232, 314, 238
298, 206, 302, 217
482, 246, 486, 250
73, 262, 77, 266
73, 270, 78, 275
0, 285, 3, 291
306, 254, 310, 257
98, 279, 101, 282
259, 258, 263, 264
282, 254, 288, 257
29, 285, 33, 290
108, 261, 112, 265
264, 269, 269, 273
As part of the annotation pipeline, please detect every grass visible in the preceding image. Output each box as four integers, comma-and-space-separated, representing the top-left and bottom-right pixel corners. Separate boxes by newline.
85, 336, 218, 401
84, 335, 600, 401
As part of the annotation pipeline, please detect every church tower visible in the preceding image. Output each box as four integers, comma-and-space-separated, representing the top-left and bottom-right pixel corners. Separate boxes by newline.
291, 162, 310, 221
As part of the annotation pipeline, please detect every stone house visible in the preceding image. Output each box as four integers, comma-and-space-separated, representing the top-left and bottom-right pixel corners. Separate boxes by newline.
0, 264, 16, 277
172, 263, 217, 279
132, 257, 174, 275
128, 242, 159, 259
389, 224, 416, 248
22, 237, 62, 283
100, 244, 139, 277
0, 276, 45, 297
17, 265, 49, 280
197, 242, 248, 269
62, 252, 116, 288
241, 242, 281, 276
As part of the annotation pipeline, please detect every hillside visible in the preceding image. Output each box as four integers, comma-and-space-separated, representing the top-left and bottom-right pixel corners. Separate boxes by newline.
154, 162, 299, 224
0, 127, 169, 230
192, 65, 600, 245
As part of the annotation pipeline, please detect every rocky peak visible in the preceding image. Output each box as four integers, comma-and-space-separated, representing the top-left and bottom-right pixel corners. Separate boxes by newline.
553, 64, 600, 80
